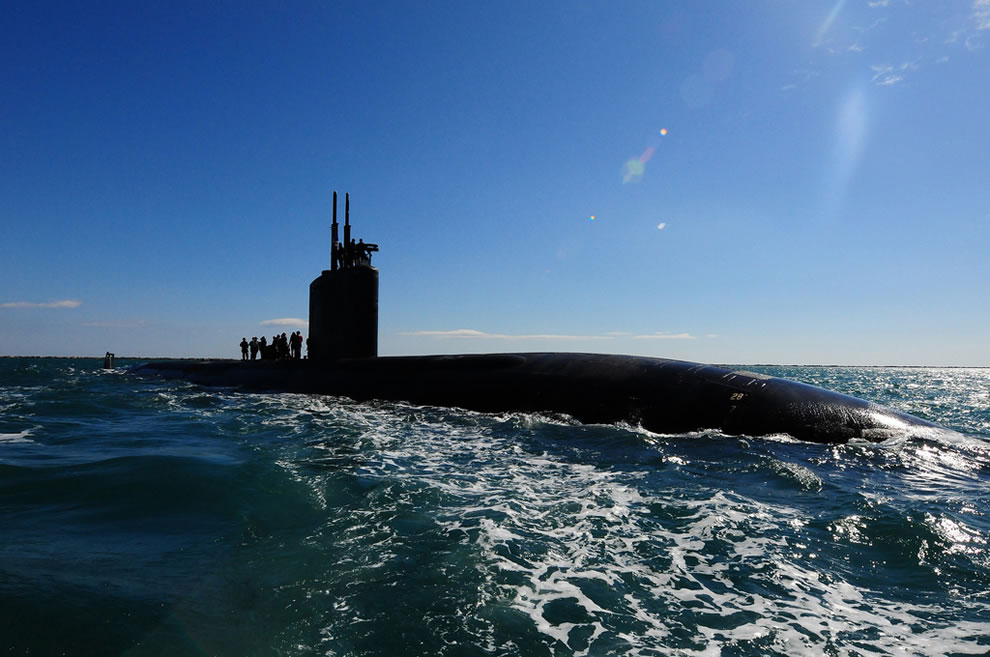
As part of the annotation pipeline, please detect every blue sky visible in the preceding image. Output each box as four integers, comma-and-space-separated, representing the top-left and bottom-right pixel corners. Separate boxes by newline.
2, 0, 989, 365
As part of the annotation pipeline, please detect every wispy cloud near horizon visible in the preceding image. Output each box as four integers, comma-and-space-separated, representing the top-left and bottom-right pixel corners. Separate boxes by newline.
403, 329, 712, 342
260, 318, 308, 328
1, 299, 82, 309
402, 329, 614, 341
81, 319, 146, 329
633, 332, 697, 340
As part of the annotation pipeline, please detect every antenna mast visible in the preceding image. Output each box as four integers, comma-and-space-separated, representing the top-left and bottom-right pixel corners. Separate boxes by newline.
330, 191, 339, 271
344, 192, 351, 247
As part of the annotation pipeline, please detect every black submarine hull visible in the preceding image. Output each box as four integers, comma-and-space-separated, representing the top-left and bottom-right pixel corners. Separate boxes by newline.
131, 352, 940, 444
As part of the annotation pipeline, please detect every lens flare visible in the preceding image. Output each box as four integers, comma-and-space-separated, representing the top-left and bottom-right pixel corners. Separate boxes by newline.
622, 158, 645, 183
589, 215, 596, 221
623, 146, 656, 183
660, 128, 668, 136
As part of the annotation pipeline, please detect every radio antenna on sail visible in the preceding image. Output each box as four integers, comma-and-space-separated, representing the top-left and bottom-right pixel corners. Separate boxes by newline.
330, 191, 339, 271
344, 192, 351, 248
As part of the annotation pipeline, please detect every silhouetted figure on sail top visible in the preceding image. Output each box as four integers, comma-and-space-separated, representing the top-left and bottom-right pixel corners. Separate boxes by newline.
329, 199, 378, 271
347, 239, 356, 268
355, 238, 378, 265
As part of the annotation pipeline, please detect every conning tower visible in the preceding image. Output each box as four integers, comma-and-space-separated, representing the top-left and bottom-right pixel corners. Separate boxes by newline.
308, 192, 379, 361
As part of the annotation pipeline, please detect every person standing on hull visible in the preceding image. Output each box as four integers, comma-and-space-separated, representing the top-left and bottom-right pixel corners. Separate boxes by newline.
240, 337, 249, 360
249, 337, 259, 360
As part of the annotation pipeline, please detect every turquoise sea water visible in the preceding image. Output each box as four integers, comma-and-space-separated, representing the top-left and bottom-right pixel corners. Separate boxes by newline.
1, 358, 989, 656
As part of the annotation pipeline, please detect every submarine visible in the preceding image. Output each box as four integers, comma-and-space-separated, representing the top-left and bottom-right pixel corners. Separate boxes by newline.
132, 192, 941, 445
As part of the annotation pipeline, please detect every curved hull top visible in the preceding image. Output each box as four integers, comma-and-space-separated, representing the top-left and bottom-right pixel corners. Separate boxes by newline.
131, 353, 940, 444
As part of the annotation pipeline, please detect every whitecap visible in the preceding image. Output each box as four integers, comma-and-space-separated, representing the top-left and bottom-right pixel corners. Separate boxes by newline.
0, 428, 37, 444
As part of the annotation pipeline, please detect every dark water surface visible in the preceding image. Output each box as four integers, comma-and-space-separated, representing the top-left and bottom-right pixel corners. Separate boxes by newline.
1, 358, 988, 656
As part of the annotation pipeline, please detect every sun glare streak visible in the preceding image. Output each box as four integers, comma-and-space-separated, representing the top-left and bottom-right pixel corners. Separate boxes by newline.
815, 0, 848, 47
823, 86, 868, 216
837, 88, 867, 166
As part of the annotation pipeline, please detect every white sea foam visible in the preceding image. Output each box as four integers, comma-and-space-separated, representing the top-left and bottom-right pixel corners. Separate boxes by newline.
0, 428, 37, 444
253, 393, 990, 656
388, 406, 986, 654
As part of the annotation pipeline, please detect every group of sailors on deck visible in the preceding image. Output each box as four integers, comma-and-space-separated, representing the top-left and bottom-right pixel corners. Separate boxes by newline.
239, 332, 304, 361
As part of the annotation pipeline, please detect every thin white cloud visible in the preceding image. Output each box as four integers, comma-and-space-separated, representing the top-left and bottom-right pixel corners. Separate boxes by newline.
81, 320, 147, 329
944, 3, 989, 50
974, 0, 990, 31
518, 334, 613, 341
868, 0, 889, 7
870, 60, 920, 85
1, 299, 82, 309
871, 63, 914, 85
633, 332, 697, 340
404, 329, 724, 342
403, 329, 613, 341
781, 68, 820, 92
260, 317, 308, 328
406, 329, 491, 338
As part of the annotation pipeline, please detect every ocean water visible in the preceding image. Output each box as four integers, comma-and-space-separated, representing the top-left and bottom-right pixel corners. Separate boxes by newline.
1, 358, 989, 657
